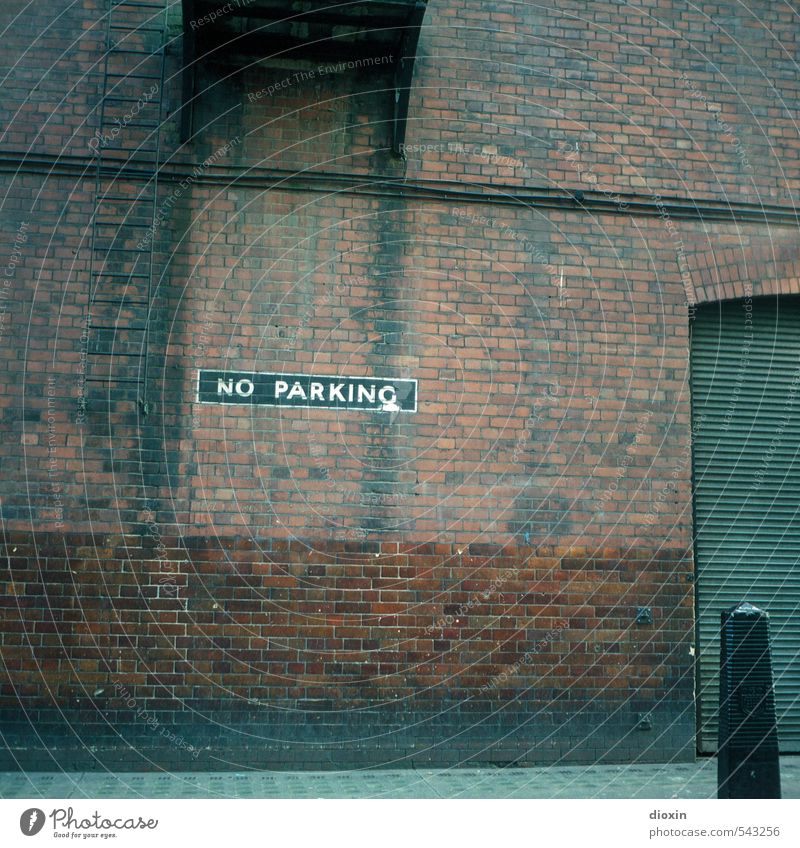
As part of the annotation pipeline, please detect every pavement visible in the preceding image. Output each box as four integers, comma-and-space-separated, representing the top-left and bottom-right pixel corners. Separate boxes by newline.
1, 757, 799, 799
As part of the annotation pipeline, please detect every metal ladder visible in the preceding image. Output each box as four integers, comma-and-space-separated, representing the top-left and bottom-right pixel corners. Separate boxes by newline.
86, 0, 168, 416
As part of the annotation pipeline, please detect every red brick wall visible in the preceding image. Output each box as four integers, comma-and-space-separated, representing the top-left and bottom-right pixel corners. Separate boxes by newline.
1, 0, 797, 768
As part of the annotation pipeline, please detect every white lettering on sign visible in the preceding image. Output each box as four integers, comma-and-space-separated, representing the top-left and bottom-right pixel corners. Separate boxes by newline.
286, 382, 307, 400
378, 386, 397, 405
357, 385, 375, 403
197, 370, 417, 412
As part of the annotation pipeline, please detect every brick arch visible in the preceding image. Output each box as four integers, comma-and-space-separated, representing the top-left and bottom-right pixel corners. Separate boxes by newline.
687, 237, 800, 305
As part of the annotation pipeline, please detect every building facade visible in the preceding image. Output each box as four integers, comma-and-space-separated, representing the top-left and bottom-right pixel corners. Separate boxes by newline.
1, 0, 798, 769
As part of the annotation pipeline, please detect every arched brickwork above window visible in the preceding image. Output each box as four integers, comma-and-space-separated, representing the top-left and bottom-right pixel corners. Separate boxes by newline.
687, 236, 800, 305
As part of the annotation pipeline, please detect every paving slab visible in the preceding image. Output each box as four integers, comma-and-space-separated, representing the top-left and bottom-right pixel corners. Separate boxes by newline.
1, 758, 798, 799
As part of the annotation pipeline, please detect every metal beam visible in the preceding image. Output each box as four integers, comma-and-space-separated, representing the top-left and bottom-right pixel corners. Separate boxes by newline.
181, 0, 196, 142
192, 1, 409, 29
392, 1, 426, 157
198, 30, 402, 62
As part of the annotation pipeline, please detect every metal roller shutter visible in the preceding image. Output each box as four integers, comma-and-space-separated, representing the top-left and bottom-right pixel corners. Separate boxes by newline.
691, 295, 800, 753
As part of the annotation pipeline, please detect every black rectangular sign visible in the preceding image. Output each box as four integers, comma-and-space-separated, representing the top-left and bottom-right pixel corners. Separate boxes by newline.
196, 370, 417, 412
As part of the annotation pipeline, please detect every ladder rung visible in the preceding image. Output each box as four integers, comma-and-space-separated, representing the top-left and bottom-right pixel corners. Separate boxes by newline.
96, 194, 154, 202
98, 120, 161, 129
95, 142, 156, 153
94, 220, 152, 228
100, 128, 161, 137
88, 325, 148, 331
95, 214, 154, 221
109, 49, 161, 57
95, 204, 154, 211
92, 299, 149, 306
93, 246, 150, 253
110, 24, 164, 33
94, 211, 153, 218
92, 235, 152, 243
107, 72, 162, 80
111, 1, 165, 8
87, 351, 145, 358
91, 271, 149, 278
93, 157, 158, 166
101, 95, 160, 104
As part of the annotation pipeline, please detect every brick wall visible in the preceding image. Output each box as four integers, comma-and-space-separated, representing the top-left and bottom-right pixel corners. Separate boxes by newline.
1, 0, 797, 769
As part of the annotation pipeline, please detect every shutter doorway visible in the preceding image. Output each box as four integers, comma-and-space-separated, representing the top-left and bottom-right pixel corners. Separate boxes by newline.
691, 295, 800, 753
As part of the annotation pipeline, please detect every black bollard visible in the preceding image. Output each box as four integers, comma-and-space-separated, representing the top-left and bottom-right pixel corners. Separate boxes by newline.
717, 602, 781, 798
